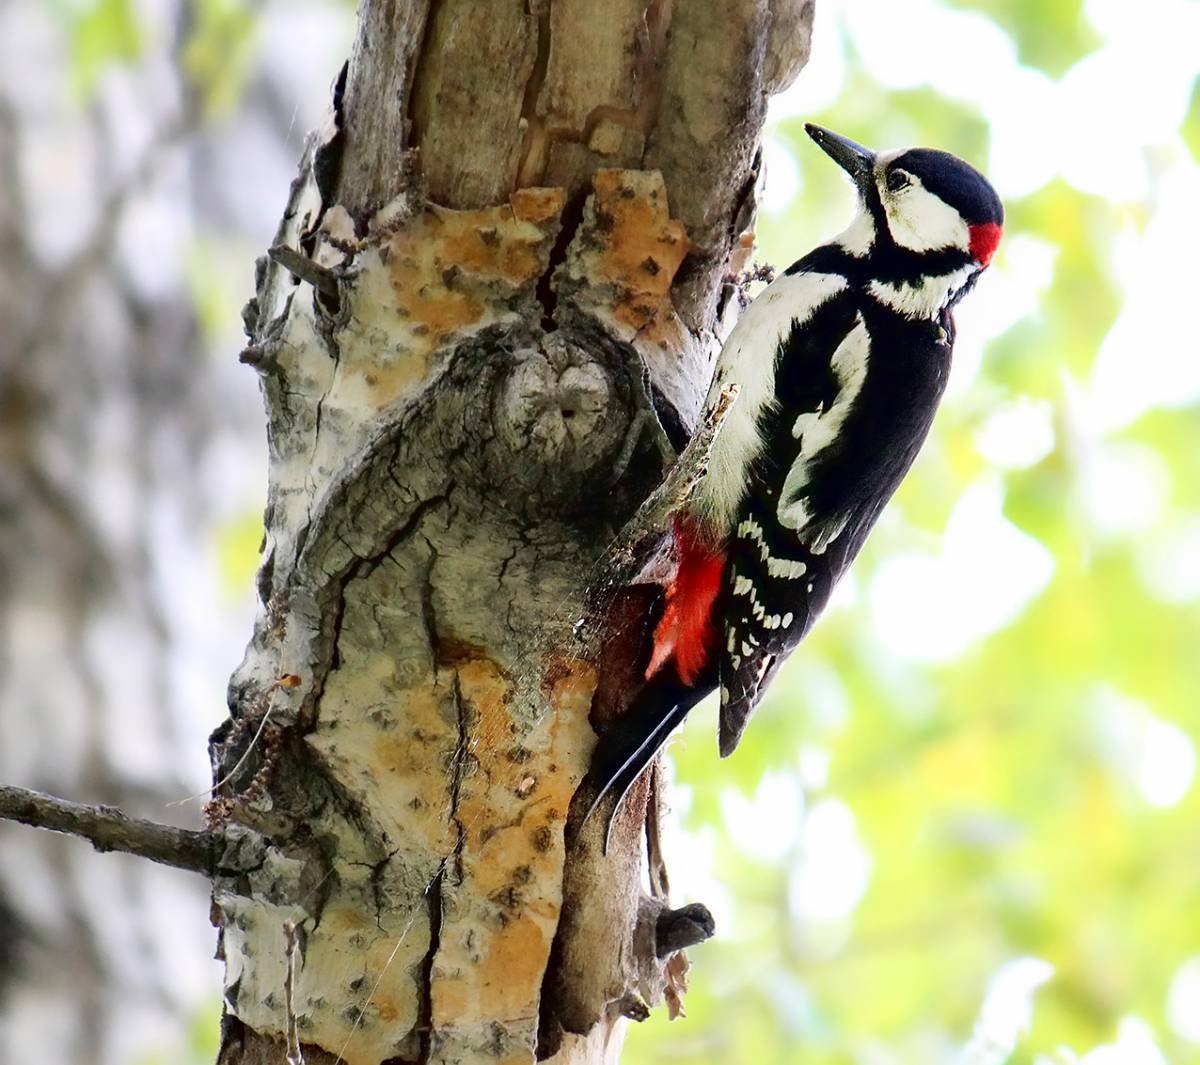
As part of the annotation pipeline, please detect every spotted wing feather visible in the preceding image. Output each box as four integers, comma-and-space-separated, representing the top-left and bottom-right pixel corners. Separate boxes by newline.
717, 505, 836, 755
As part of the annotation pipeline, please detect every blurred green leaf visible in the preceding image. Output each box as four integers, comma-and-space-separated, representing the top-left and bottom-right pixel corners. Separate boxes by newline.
943, 0, 1101, 77
1183, 77, 1200, 162
136, 1000, 222, 1065
183, 0, 259, 116
214, 508, 263, 602
59, 0, 144, 97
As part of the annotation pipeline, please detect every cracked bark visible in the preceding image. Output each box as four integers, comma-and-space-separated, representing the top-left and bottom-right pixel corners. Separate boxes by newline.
213, 2, 813, 1064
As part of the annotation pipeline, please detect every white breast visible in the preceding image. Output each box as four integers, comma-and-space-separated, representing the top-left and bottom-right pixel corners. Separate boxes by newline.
689, 270, 848, 534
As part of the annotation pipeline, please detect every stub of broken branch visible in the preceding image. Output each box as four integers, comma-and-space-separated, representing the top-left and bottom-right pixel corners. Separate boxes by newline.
0, 783, 217, 876
655, 902, 716, 958
599, 381, 740, 586
268, 243, 340, 297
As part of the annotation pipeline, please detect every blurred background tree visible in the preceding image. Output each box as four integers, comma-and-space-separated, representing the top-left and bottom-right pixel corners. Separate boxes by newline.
0, 2, 351, 1062
1, 1, 1198, 1063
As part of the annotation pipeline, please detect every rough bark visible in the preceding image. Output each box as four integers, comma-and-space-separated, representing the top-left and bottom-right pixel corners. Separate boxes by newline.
213, 3, 812, 1065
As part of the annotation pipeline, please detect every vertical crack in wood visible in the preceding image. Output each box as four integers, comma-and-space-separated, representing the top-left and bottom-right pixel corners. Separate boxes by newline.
419, 544, 442, 673
301, 487, 454, 727
447, 671, 471, 882
407, 0, 445, 151
535, 193, 587, 331
516, 0, 554, 189
415, 868, 445, 1064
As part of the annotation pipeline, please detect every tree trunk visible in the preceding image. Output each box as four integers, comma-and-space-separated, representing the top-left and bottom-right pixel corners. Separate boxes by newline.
213, 3, 813, 1064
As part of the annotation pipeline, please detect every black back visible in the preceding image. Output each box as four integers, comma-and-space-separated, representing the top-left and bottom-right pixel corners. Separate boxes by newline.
717, 286, 954, 753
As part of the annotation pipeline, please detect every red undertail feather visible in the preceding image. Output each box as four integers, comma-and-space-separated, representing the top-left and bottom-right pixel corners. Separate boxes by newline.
969, 222, 1002, 267
645, 515, 725, 686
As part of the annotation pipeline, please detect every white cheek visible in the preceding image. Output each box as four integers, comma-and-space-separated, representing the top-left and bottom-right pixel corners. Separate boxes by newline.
884, 189, 969, 253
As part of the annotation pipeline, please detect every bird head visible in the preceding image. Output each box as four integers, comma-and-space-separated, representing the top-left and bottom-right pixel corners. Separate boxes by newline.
805, 123, 1004, 272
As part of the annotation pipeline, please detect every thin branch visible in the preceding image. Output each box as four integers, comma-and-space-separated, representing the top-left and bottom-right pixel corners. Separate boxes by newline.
268, 244, 340, 297
0, 783, 217, 877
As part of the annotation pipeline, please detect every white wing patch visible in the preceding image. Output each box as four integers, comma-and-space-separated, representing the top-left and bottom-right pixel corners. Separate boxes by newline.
778, 315, 871, 534
691, 271, 848, 533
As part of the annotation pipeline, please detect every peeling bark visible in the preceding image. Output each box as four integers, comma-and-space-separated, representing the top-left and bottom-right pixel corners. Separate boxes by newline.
214, 3, 812, 1064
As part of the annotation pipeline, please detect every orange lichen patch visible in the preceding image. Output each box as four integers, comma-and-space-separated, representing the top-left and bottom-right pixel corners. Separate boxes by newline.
429, 977, 469, 1026
390, 253, 487, 338
511, 186, 568, 225
329, 187, 567, 411
372, 686, 460, 855
371, 685, 452, 774
569, 169, 690, 346
453, 655, 596, 859
372, 995, 403, 1024
342, 350, 433, 413
387, 186, 565, 306
484, 657, 599, 832
480, 914, 552, 1016
453, 658, 518, 854
456, 657, 513, 751
425, 654, 598, 1047
361, 927, 427, 1005
433, 911, 553, 1031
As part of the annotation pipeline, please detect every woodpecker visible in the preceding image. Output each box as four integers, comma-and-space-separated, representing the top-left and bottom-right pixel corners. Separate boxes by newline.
582, 123, 1004, 839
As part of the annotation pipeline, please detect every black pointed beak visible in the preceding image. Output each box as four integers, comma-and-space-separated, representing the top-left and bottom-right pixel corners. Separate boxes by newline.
805, 123, 876, 191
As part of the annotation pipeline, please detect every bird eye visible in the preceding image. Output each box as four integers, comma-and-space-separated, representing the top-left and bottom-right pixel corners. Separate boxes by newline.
887, 169, 911, 192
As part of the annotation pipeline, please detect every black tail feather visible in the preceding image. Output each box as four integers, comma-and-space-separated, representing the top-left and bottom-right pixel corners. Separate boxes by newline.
577, 670, 716, 851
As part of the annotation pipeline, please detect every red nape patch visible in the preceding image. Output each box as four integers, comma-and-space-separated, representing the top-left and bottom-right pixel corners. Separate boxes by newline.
969, 222, 1002, 267
644, 515, 725, 686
